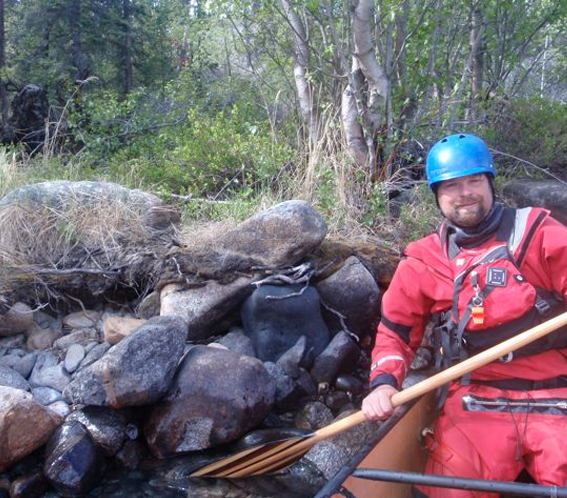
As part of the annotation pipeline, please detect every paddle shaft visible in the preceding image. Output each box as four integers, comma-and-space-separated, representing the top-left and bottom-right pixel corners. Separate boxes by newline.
311, 309, 567, 441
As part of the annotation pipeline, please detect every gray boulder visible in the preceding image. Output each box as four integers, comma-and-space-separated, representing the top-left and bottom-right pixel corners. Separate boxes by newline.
0, 364, 30, 391
502, 179, 567, 226
316, 256, 381, 338
63, 316, 187, 408
241, 284, 330, 362
144, 346, 276, 457
160, 276, 253, 341
216, 200, 327, 267
44, 421, 105, 497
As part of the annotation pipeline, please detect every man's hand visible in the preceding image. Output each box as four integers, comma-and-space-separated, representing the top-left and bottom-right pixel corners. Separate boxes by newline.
361, 384, 399, 421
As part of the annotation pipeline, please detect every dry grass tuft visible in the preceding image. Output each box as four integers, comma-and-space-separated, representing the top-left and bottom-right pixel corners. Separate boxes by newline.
0, 195, 159, 268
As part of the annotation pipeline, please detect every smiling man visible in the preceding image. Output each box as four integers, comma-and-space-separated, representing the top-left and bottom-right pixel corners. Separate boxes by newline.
362, 134, 567, 497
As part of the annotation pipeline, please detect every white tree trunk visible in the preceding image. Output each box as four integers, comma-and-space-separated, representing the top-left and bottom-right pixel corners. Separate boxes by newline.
352, 0, 389, 134
280, 0, 321, 145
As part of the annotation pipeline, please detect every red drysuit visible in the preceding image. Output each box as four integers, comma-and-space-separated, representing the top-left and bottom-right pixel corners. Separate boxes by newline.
370, 206, 567, 497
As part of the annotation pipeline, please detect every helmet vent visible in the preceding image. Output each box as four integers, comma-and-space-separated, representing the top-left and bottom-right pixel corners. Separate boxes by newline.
459, 134, 466, 139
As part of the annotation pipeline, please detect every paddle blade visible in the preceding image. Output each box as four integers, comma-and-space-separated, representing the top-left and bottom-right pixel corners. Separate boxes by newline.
190, 435, 312, 477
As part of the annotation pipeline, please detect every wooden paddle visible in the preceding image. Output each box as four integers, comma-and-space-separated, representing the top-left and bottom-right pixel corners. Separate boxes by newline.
191, 309, 567, 478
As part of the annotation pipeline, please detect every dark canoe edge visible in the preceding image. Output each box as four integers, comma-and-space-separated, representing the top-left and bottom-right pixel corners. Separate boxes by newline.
313, 398, 421, 498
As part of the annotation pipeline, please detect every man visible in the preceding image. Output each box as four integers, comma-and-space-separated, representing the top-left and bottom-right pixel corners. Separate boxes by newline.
362, 133, 567, 498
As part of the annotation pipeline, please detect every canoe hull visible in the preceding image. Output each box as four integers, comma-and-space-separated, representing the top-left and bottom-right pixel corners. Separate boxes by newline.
315, 392, 437, 498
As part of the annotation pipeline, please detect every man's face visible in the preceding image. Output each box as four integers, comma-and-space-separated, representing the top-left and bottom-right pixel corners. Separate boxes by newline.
436, 173, 494, 228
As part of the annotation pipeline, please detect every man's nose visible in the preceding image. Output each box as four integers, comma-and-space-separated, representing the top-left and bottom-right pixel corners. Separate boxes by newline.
457, 182, 474, 196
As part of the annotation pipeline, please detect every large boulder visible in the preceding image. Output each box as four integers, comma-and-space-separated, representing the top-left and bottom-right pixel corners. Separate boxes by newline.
502, 179, 567, 226
63, 316, 187, 408
160, 276, 254, 340
216, 200, 327, 267
241, 284, 330, 362
0, 180, 180, 235
144, 346, 276, 457
0, 386, 63, 472
44, 421, 106, 497
316, 256, 381, 338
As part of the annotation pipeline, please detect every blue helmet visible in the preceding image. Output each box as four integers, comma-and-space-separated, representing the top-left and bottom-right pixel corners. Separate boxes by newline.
426, 134, 496, 189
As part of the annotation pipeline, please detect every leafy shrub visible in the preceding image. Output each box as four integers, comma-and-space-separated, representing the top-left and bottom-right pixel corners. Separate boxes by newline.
70, 88, 295, 198
482, 97, 567, 179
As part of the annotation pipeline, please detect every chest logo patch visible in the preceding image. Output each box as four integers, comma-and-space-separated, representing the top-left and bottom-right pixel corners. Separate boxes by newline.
487, 267, 508, 287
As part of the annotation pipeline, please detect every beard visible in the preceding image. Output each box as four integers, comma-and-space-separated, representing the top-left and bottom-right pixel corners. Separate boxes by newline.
444, 198, 491, 228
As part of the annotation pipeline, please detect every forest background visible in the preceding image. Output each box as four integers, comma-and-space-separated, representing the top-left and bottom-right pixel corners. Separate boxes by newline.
0, 0, 566, 250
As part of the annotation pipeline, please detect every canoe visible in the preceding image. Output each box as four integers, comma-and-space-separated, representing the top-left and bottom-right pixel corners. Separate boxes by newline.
314, 392, 437, 498
313, 392, 567, 498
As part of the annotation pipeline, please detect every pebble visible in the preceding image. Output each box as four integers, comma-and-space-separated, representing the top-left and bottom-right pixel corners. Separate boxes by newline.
64, 344, 86, 373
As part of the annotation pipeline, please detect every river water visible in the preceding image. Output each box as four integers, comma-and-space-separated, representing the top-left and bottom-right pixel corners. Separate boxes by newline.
39, 455, 325, 498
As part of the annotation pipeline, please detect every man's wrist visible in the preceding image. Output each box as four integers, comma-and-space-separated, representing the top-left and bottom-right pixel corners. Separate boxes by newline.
370, 373, 398, 390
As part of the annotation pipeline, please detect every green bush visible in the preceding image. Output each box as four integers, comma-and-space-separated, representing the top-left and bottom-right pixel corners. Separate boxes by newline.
482, 97, 567, 178
68, 87, 296, 198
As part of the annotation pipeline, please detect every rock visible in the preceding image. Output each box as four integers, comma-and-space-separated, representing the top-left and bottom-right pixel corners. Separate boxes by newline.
216, 327, 256, 357
47, 400, 71, 418
115, 440, 145, 470
160, 277, 253, 341
264, 361, 296, 408
264, 362, 316, 411
64, 344, 85, 373
294, 401, 334, 431
300, 412, 379, 479
28, 352, 58, 387
53, 329, 99, 349
216, 200, 327, 267
64, 316, 187, 408
26, 325, 62, 350
30, 363, 71, 392
32, 386, 64, 405
145, 346, 276, 456
276, 336, 312, 377
137, 291, 161, 319
0, 303, 34, 338
0, 335, 25, 348
241, 284, 330, 362
0, 386, 62, 472
9, 469, 49, 498
62, 310, 102, 331
66, 406, 130, 456
11, 352, 37, 379
323, 391, 350, 413
316, 256, 381, 338
75, 342, 111, 372
232, 427, 311, 452
0, 365, 30, 391
502, 179, 567, 226
0, 181, 180, 235
44, 421, 105, 497
335, 374, 363, 395
310, 331, 361, 385
102, 316, 146, 345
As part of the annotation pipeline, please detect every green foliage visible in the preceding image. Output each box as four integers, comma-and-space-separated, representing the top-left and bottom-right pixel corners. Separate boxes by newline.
482, 97, 567, 177
361, 182, 389, 230
68, 86, 295, 198
398, 183, 440, 243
